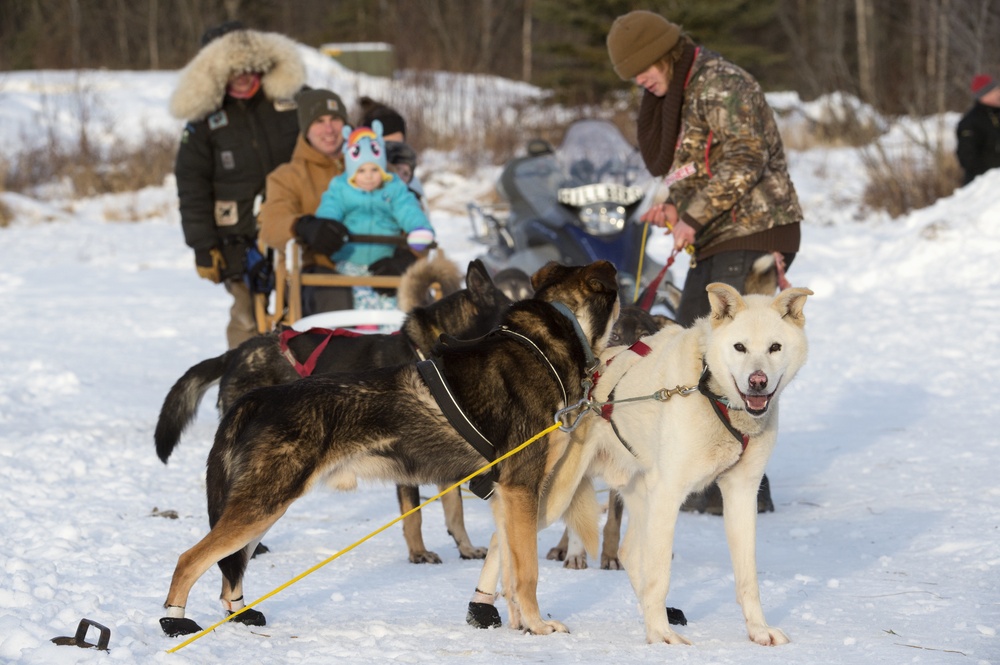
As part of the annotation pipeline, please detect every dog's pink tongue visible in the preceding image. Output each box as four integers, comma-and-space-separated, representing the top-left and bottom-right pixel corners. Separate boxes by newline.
746, 394, 769, 411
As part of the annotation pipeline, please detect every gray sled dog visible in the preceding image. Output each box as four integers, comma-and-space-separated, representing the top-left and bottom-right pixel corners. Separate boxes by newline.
470, 283, 812, 645
154, 255, 505, 563
159, 260, 621, 638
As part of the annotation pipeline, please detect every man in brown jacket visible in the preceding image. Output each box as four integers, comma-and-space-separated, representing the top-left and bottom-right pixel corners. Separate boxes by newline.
257, 88, 351, 314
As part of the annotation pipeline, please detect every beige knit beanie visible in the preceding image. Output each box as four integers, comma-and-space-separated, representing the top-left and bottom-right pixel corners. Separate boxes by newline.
606, 10, 681, 80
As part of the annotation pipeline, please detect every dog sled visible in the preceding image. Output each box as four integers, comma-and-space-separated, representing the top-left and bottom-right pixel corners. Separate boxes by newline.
251, 231, 438, 333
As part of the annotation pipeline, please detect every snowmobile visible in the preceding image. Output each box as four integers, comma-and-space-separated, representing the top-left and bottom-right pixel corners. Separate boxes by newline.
468, 119, 679, 312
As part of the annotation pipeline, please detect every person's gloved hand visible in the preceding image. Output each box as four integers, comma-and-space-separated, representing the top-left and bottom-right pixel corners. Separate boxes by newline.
294, 215, 349, 256
194, 247, 226, 283
406, 227, 435, 252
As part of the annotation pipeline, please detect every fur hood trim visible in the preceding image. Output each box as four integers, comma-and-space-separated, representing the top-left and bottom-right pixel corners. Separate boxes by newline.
170, 29, 306, 122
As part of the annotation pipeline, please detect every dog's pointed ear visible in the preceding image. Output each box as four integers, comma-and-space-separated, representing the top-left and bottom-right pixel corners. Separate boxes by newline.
530, 261, 565, 291
706, 282, 746, 326
466, 259, 491, 293
586, 260, 618, 293
771, 287, 813, 327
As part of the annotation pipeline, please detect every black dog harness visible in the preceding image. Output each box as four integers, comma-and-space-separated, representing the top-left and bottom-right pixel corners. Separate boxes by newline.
416, 357, 498, 499
416, 304, 587, 500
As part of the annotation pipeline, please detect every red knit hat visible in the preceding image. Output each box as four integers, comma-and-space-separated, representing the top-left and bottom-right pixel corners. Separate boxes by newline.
971, 74, 998, 98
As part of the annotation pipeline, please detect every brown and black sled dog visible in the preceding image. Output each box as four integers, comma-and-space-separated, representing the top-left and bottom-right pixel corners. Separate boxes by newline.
154, 257, 506, 563
159, 260, 620, 638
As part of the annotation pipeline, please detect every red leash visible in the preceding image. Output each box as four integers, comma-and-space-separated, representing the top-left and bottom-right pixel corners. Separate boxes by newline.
638, 247, 680, 311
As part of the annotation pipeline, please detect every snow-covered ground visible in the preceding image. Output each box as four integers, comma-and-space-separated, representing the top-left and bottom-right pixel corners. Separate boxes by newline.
1, 44, 999, 665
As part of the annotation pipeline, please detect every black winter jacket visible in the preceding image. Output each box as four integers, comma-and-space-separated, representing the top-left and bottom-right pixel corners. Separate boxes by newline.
174, 94, 298, 278
956, 102, 1000, 186
169, 28, 305, 279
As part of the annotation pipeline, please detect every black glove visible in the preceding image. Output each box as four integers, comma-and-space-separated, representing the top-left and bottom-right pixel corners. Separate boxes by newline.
369, 247, 417, 277
369, 246, 418, 296
294, 215, 350, 256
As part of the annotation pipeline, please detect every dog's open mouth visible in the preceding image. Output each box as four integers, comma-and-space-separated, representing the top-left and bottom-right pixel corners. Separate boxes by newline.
739, 390, 772, 416
735, 377, 780, 417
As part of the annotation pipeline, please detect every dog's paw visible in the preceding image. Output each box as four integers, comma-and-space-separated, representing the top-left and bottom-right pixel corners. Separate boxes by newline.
466, 602, 502, 629
228, 608, 266, 627
646, 627, 692, 645
458, 545, 488, 560
600, 555, 623, 570
524, 618, 570, 635
747, 623, 789, 646
545, 546, 566, 561
160, 617, 203, 637
408, 550, 443, 564
563, 553, 588, 570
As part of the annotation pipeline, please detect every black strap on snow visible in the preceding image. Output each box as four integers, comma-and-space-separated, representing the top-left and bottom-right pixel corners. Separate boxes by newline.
416, 358, 497, 499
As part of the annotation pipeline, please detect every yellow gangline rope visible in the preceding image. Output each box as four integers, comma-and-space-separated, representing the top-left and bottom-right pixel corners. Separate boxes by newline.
633, 222, 650, 304
167, 420, 563, 653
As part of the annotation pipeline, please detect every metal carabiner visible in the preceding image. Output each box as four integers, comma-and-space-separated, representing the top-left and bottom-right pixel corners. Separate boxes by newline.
554, 398, 592, 432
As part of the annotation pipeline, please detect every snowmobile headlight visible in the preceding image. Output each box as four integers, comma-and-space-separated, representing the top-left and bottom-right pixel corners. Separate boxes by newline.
578, 204, 626, 236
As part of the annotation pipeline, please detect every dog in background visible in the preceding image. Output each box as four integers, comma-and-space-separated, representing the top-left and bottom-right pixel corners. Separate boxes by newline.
492, 267, 534, 301
154, 255, 506, 563
546, 305, 676, 570
158, 260, 621, 638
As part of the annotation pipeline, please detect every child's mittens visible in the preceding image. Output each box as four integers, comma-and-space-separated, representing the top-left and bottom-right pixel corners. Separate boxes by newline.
406, 227, 435, 251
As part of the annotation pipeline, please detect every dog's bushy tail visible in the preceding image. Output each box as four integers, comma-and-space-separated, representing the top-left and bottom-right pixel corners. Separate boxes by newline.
154, 353, 229, 463
744, 253, 778, 296
397, 250, 462, 312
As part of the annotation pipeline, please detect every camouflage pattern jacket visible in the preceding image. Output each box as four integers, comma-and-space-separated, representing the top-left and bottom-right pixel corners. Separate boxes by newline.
666, 48, 802, 260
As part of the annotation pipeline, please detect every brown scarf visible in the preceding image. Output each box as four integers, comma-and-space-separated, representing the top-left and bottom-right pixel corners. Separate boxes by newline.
636, 43, 697, 177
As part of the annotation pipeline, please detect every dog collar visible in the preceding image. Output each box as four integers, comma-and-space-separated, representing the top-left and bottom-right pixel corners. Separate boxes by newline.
698, 363, 749, 452
551, 302, 597, 370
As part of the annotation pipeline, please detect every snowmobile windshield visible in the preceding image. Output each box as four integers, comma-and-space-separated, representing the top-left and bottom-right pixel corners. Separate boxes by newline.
558, 120, 651, 188
498, 152, 568, 224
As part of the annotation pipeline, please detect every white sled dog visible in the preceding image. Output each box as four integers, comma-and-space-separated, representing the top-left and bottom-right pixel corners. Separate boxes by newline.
470, 282, 812, 646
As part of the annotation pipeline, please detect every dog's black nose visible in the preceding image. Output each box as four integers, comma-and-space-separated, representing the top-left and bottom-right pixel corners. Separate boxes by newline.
749, 370, 768, 391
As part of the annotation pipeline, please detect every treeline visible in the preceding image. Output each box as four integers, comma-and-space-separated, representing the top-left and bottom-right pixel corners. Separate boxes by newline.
1, 0, 998, 114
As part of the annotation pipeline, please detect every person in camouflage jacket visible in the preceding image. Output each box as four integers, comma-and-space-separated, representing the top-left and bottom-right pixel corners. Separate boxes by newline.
607, 10, 802, 516
170, 22, 304, 348
607, 10, 802, 327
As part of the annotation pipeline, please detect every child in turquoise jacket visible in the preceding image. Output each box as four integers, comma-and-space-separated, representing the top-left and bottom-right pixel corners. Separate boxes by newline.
314, 119, 434, 309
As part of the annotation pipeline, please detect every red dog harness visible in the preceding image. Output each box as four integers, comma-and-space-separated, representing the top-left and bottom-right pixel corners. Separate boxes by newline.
592, 341, 749, 454
277, 327, 364, 378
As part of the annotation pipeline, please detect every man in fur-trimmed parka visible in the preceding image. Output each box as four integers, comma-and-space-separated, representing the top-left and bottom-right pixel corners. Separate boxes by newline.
170, 22, 304, 348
